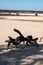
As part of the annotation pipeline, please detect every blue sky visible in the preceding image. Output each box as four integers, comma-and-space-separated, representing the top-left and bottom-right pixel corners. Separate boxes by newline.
0, 0, 43, 11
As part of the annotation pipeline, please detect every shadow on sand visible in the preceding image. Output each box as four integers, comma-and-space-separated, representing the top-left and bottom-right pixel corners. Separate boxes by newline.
0, 44, 43, 65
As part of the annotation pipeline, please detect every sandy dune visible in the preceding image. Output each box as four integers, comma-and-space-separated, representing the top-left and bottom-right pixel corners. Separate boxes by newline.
0, 15, 43, 65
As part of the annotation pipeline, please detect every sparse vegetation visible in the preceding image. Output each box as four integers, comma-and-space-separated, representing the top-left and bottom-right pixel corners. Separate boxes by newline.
35, 13, 38, 16
16, 12, 19, 16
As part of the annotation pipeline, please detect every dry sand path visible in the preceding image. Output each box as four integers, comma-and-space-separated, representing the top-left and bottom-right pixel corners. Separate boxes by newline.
0, 16, 43, 65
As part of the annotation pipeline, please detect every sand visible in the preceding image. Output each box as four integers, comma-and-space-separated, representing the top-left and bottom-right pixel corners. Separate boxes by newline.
0, 15, 43, 65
